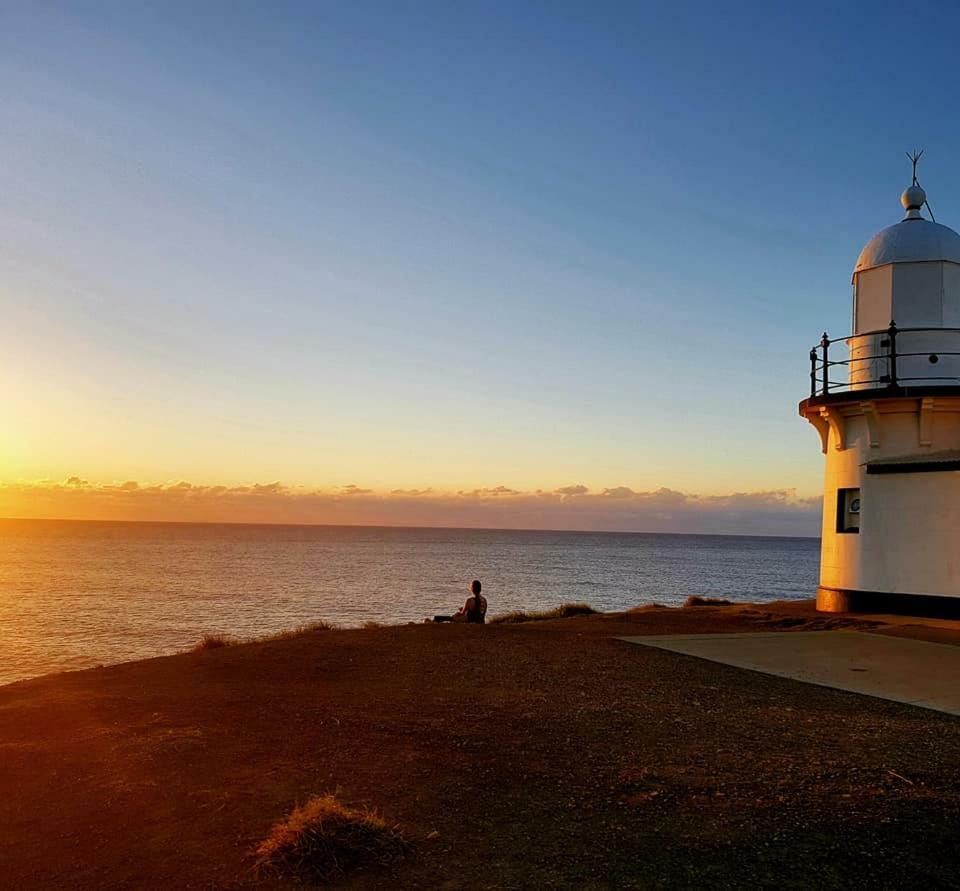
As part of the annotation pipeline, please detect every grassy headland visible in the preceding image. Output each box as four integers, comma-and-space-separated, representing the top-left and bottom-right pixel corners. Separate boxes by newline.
0, 600, 958, 888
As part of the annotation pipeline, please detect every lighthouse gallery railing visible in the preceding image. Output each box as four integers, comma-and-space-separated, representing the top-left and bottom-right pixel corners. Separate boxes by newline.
809, 323, 960, 396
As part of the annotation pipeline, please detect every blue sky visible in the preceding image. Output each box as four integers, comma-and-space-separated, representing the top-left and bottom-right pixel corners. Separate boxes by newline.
2, 1, 960, 529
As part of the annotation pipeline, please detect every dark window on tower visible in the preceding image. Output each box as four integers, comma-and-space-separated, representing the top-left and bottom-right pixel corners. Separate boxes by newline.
836, 488, 861, 534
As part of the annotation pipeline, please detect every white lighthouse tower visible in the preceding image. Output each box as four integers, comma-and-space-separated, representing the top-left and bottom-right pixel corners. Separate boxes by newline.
801, 154, 960, 614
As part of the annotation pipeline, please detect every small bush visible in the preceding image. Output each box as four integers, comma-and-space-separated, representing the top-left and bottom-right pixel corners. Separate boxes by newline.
490, 602, 597, 624
362, 621, 386, 630
683, 596, 734, 607
255, 794, 409, 882
192, 633, 235, 651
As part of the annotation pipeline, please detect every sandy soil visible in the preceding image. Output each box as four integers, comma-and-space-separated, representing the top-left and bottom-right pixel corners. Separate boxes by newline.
0, 600, 958, 889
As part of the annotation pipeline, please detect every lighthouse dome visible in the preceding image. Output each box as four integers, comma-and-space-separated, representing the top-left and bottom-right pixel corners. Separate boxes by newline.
851, 170, 960, 342
854, 217, 960, 273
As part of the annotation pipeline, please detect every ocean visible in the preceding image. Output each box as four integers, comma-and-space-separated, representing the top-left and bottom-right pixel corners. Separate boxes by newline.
0, 519, 819, 686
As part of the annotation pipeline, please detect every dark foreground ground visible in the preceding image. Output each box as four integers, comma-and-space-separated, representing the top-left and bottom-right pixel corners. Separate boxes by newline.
0, 601, 958, 889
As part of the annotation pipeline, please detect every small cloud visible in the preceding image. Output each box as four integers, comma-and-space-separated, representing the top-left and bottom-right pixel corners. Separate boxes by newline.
253, 482, 285, 495
458, 485, 520, 498
554, 484, 589, 496
340, 484, 372, 496
390, 488, 433, 497
646, 487, 689, 506
65, 476, 89, 488
119, 480, 139, 491
600, 486, 636, 499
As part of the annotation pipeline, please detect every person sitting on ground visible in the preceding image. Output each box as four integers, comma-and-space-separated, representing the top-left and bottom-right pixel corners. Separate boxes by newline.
432, 580, 487, 624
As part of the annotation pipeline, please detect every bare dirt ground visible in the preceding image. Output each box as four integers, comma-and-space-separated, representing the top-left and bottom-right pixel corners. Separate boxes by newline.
0, 600, 958, 889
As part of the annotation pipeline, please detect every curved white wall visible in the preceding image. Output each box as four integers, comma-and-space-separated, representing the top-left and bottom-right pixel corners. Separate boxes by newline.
815, 397, 960, 598
847, 333, 886, 390
847, 330, 960, 391
848, 260, 960, 390
854, 260, 960, 334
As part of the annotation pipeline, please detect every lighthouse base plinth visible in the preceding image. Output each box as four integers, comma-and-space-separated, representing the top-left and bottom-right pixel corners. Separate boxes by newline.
817, 586, 960, 619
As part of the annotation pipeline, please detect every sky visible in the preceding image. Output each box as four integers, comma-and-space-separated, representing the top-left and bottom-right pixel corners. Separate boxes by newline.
3, 1, 960, 533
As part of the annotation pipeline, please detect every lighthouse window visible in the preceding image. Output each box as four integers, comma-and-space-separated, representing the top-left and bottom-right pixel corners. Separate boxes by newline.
836, 488, 861, 534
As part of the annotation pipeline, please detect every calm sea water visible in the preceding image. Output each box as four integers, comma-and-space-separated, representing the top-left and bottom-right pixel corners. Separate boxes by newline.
0, 519, 819, 686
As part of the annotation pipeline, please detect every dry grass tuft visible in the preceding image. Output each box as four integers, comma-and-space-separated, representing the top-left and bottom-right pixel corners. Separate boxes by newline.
192, 633, 236, 651
193, 622, 341, 651
683, 596, 734, 608
254, 794, 409, 882
362, 621, 386, 630
300, 620, 340, 632
490, 602, 597, 624
254, 621, 340, 643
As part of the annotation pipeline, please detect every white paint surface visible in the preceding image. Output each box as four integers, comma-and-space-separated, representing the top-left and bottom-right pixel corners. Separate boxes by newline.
814, 401, 960, 598
806, 183, 960, 601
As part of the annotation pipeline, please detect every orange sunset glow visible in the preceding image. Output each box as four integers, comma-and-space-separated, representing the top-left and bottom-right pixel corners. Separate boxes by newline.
0, 477, 819, 534
3, 4, 959, 890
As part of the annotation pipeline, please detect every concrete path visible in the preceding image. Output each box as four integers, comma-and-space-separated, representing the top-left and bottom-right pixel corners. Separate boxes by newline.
620, 631, 960, 717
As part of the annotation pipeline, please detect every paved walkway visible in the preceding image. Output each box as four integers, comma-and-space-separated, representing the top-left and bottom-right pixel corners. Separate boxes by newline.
620, 631, 960, 717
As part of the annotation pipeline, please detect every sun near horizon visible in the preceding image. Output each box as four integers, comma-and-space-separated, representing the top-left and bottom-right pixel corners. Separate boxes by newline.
4, 5, 960, 891
3, 3, 958, 534
1, 5, 902, 539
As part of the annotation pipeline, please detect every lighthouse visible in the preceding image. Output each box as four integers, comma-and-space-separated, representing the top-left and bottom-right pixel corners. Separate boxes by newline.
801, 155, 960, 614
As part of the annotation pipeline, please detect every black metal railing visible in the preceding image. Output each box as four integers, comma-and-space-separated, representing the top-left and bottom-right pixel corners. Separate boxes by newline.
808, 322, 960, 397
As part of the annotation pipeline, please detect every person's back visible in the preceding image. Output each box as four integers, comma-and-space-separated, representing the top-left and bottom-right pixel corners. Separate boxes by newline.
464, 583, 487, 624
